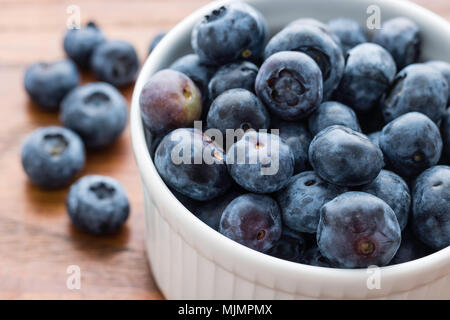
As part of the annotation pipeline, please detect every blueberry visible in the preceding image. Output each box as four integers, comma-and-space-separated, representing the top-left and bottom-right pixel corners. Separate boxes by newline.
390, 228, 432, 265
380, 64, 448, 124
140, 69, 202, 136
226, 131, 294, 193
264, 23, 344, 99
327, 18, 368, 55
368, 131, 381, 149
155, 128, 231, 201
191, 2, 268, 65
425, 60, 450, 105
66, 175, 129, 235
208, 61, 258, 100
309, 125, 384, 187
219, 193, 282, 253
360, 170, 411, 230
24, 59, 79, 111
206, 89, 270, 136
187, 190, 243, 231
60, 82, 128, 148
308, 101, 361, 136
277, 171, 347, 233
333, 43, 397, 113
21, 126, 85, 189
255, 51, 323, 120
372, 17, 421, 70
148, 32, 166, 54
286, 18, 342, 49
267, 226, 306, 262
271, 118, 311, 173
442, 108, 450, 162
170, 54, 216, 108
379, 112, 442, 177
301, 246, 334, 267
411, 165, 450, 250
317, 192, 401, 268
63, 22, 105, 69
91, 40, 139, 87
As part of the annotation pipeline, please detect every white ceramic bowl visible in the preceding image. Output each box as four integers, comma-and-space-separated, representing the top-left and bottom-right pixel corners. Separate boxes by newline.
131, 0, 450, 299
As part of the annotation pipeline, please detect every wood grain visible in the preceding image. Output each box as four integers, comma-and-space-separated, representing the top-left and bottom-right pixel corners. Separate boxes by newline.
0, 0, 448, 300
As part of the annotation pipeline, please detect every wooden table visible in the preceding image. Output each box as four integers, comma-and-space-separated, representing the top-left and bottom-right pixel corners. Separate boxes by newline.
0, 0, 448, 300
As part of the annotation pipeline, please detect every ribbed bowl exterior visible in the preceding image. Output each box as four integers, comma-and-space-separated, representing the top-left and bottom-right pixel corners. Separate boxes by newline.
132, 0, 450, 300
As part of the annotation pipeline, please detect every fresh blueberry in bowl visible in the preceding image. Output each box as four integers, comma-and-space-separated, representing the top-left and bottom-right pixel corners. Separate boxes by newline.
267, 226, 307, 263
277, 171, 347, 233
191, 2, 268, 65
219, 193, 282, 253
300, 245, 334, 268
208, 61, 258, 101
170, 54, 216, 109
226, 130, 294, 193
154, 128, 231, 201
264, 23, 344, 99
24, 59, 79, 111
442, 108, 450, 163
390, 228, 432, 265
21, 126, 85, 189
91, 40, 139, 87
60, 82, 128, 148
186, 189, 243, 231
380, 63, 448, 124
317, 192, 401, 268
360, 170, 411, 231
66, 175, 129, 235
309, 125, 384, 187
327, 18, 367, 55
139, 69, 202, 136
411, 165, 450, 250
372, 17, 421, 70
379, 112, 443, 177
255, 51, 323, 121
308, 101, 361, 136
206, 88, 270, 136
367, 131, 381, 149
286, 18, 342, 49
270, 118, 311, 174
425, 60, 450, 105
63, 21, 105, 69
333, 43, 397, 113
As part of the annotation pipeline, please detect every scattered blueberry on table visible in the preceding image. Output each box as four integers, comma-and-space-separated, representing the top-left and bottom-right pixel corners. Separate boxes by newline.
60, 82, 128, 148
91, 39, 139, 87
66, 175, 130, 235
63, 21, 105, 69
21, 126, 85, 189
24, 59, 79, 111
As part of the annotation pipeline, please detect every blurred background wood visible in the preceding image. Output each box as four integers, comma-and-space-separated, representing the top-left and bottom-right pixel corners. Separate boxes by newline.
0, 0, 448, 300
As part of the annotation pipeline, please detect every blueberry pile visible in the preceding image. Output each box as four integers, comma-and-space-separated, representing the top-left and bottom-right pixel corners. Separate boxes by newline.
21, 22, 138, 235
141, 2, 450, 268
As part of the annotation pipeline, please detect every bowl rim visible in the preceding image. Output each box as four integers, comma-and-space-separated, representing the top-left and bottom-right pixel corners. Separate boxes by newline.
131, 0, 450, 296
